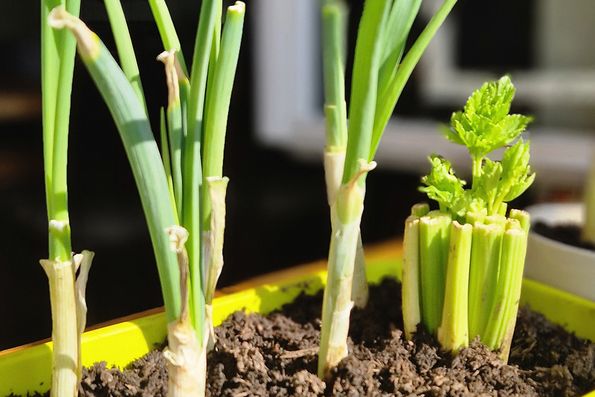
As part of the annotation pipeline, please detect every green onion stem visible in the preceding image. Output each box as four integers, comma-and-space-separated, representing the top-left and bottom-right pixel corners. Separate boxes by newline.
158, 50, 184, 221
377, 0, 421, 106
201, 2, 245, 230
321, 0, 348, 149
159, 107, 177, 220
103, 0, 146, 111
40, 259, 78, 397
370, 0, 457, 159
50, 11, 182, 322
318, 160, 375, 379
183, 0, 218, 334
42, 2, 81, 395
148, 0, 188, 74
342, 0, 390, 184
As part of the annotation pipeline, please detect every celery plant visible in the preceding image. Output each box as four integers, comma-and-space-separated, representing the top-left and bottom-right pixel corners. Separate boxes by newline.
41, 0, 94, 396
49, 0, 244, 394
318, 0, 457, 378
403, 76, 535, 361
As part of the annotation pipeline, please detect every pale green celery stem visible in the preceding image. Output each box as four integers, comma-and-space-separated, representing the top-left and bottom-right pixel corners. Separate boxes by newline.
41, 259, 78, 397
402, 215, 421, 340
52, 14, 182, 321
202, 177, 229, 351
483, 221, 527, 361
103, 0, 146, 111
509, 209, 530, 233
184, 0, 219, 334
584, 158, 595, 244
468, 222, 503, 341
370, 0, 457, 159
411, 202, 430, 218
485, 214, 506, 228
159, 108, 178, 220
438, 221, 472, 353
465, 210, 486, 225
321, 1, 348, 149
419, 211, 451, 335
318, 160, 375, 378
342, 0, 390, 183
500, 211, 530, 362
497, 202, 508, 217
148, 0, 188, 74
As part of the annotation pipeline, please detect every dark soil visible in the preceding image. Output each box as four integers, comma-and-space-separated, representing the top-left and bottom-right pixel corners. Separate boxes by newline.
534, 222, 595, 251
15, 279, 595, 397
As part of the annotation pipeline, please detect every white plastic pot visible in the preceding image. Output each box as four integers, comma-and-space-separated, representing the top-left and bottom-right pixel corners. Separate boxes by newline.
525, 203, 595, 301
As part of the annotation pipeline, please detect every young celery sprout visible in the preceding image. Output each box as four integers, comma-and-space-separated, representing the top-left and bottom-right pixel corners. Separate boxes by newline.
49, 0, 244, 394
318, 0, 458, 378
403, 76, 535, 361
41, 0, 94, 395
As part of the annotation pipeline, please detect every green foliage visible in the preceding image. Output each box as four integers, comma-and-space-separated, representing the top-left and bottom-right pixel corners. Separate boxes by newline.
421, 77, 535, 218
442, 76, 532, 160
419, 155, 467, 217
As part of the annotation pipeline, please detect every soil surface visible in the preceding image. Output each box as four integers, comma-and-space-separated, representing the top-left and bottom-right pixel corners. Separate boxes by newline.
534, 221, 595, 251
14, 279, 595, 397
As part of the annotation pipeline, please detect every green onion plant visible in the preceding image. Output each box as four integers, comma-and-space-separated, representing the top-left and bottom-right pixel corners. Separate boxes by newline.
41, 0, 94, 395
403, 76, 535, 361
318, 0, 457, 378
48, 0, 244, 394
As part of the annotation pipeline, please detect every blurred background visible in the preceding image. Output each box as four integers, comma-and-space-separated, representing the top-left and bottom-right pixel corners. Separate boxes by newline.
0, 0, 593, 349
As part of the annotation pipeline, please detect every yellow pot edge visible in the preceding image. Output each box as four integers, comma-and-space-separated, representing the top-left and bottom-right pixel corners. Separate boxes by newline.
0, 249, 593, 395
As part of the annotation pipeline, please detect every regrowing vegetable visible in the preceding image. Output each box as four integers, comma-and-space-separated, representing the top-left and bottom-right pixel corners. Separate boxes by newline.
403, 76, 535, 361
41, 0, 94, 395
48, 0, 244, 394
318, 0, 457, 378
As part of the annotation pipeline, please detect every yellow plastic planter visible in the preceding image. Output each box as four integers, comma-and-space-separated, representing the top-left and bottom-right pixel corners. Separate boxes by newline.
0, 240, 593, 396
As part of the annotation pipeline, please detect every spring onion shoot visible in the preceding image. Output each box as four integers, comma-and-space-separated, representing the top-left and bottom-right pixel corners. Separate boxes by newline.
41, 1, 94, 395
318, 0, 457, 378
403, 76, 535, 361
49, 0, 244, 394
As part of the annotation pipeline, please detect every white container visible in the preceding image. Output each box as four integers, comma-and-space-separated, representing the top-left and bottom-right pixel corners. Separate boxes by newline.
525, 203, 595, 301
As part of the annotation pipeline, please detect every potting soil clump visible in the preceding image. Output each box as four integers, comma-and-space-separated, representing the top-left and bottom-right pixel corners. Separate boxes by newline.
18, 279, 595, 397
